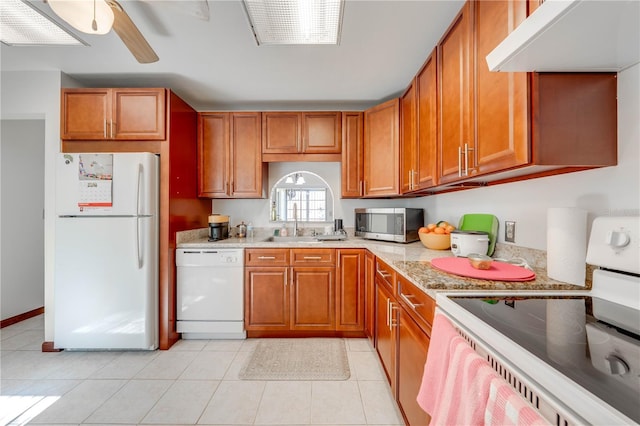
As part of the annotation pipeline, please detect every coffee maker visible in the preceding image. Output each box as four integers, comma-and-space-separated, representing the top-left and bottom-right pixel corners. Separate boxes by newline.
208, 215, 229, 241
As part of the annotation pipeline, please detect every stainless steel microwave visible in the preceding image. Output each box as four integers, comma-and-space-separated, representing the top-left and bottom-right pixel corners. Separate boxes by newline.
355, 208, 424, 243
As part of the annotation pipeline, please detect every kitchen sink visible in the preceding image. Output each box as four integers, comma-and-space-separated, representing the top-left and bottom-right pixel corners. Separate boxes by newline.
263, 236, 322, 243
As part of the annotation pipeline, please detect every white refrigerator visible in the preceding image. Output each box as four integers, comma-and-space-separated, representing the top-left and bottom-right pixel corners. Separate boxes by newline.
54, 153, 159, 350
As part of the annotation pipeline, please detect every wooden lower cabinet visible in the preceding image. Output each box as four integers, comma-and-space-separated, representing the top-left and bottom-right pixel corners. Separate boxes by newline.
375, 281, 398, 395
245, 248, 368, 335
364, 251, 376, 342
336, 249, 365, 332
398, 308, 431, 426
290, 267, 335, 330
373, 270, 436, 425
244, 267, 289, 330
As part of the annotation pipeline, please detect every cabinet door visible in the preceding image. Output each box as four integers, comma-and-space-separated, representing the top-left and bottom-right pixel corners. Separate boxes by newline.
112, 88, 166, 140
438, 2, 473, 184
400, 81, 417, 194
198, 113, 230, 197
364, 251, 376, 343
336, 249, 364, 332
341, 112, 364, 198
290, 267, 335, 330
230, 112, 264, 197
61, 89, 111, 140
415, 51, 439, 190
245, 267, 289, 330
474, 0, 529, 175
262, 112, 301, 154
375, 281, 397, 395
363, 98, 400, 197
302, 112, 342, 153
398, 308, 431, 426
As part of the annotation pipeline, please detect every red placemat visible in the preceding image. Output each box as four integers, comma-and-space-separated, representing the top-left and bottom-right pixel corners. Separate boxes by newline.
430, 257, 536, 281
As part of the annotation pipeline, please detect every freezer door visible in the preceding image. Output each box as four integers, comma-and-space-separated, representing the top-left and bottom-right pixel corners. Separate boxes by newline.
56, 153, 158, 216
54, 216, 158, 349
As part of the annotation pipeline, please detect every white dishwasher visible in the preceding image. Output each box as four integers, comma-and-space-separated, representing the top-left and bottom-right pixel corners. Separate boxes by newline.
176, 248, 245, 339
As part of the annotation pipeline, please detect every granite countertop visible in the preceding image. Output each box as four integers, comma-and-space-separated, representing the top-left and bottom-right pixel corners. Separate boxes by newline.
177, 228, 590, 300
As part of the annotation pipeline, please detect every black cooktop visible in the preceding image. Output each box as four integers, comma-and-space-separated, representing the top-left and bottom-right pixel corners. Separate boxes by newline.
449, 295, 640, 423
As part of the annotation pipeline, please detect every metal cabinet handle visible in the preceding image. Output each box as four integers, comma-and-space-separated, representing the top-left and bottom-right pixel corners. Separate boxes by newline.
399, 292, 423, 310
104, 120, 108, 138
389, 302, 398, 330
303, 256, 322, 260
257, 256, 276, 260
458, 146, 463, 177
377, 268, 391, 278
386, 298, 391, 327
111, 121, 115, 138
359, 180, 364, 196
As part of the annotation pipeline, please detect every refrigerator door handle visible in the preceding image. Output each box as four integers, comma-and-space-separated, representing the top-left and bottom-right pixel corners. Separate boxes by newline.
137, 217, 143, 269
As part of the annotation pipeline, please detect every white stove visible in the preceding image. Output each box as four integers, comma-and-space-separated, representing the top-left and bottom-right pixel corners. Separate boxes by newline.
437, 216, 640, 425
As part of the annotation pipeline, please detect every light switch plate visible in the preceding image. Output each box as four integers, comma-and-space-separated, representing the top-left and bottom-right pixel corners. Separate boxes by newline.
505, 221, 516, 243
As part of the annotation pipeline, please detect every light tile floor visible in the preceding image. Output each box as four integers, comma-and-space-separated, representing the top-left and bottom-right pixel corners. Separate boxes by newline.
1, 315, 405, 425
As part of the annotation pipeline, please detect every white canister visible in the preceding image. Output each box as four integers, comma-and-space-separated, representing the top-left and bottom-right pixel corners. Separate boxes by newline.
450, 230, 490, 257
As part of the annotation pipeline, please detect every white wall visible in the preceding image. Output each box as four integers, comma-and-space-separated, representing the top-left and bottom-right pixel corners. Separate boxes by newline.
212, 64, 640, 250
1, 120, 45, 320
1, 71, 63, 339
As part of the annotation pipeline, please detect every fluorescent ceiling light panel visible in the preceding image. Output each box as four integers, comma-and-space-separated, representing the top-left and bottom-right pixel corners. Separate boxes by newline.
243, 0, 343, 45
0, 0, 85, 46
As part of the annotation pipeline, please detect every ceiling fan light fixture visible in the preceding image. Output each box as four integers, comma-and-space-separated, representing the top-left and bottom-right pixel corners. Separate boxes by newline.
48, 0, 115, 35
243, 0, 344, 45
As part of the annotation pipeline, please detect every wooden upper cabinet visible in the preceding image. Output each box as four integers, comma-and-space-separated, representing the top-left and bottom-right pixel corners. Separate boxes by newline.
262, 112, 301, 154
198, 113, 229, 197
230, 113, 266, 197
198, 112, 266, 198
262, 111, 341, 155
438, 1, 474, 185
363, 98, 400, 197
341, 112, 364, 198
402, 50, 439, 194
302, 112, 342, 153
474, 0, 529, 176
400, 81, 417, 194
415, 51, 439, 191
61, 88, 165, 141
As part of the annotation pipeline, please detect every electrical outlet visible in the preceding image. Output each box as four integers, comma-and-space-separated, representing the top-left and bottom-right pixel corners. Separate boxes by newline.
505, 221, 516, 243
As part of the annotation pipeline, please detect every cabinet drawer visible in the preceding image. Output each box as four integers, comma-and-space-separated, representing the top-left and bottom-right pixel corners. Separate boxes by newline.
397, 274, 435, 332
375, 258, 396, 295
290, 248, 335, 266
245, 248, 289, 266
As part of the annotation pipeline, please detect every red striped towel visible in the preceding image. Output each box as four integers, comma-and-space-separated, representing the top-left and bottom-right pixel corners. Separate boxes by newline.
417, 314, 497, 425
484, 377, 551, 426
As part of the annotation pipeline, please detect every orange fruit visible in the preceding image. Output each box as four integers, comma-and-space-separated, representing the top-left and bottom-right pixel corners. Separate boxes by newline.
433, 227, 445, 234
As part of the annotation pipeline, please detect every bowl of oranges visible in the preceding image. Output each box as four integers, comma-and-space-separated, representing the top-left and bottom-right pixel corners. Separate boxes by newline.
418, 221, 456, 250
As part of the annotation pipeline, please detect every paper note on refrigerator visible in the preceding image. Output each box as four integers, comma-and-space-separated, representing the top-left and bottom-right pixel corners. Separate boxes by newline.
78, 154, 113, 208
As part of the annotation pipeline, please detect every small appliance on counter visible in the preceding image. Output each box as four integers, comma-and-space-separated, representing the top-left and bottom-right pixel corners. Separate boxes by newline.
355, 207, 424, 243
208, 214, 229, 241
450, 230, 490, 257
458, 213, 499, 255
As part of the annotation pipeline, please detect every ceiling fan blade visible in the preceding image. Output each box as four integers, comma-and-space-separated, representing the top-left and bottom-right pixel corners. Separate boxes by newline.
105, 0, 158, 64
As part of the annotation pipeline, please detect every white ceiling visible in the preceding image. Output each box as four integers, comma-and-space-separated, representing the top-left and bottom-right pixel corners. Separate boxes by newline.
1, 0, 466, 110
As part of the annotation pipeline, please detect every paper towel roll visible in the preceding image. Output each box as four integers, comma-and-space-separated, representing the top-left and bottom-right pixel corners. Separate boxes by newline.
547, 207, 587, 286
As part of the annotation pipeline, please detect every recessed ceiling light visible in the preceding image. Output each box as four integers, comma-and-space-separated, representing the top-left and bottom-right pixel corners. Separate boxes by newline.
242, 0, 344, 45
0, 0, 85, 46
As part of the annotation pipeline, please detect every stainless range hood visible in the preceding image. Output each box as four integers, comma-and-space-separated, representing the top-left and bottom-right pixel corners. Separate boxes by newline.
486, 0, 640, 72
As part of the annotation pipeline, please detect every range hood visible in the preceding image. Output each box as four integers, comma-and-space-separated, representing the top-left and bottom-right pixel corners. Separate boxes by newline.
486, 0, 640, 72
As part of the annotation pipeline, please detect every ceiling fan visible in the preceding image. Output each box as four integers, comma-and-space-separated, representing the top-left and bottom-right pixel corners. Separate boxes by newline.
46, 0, 209, 64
